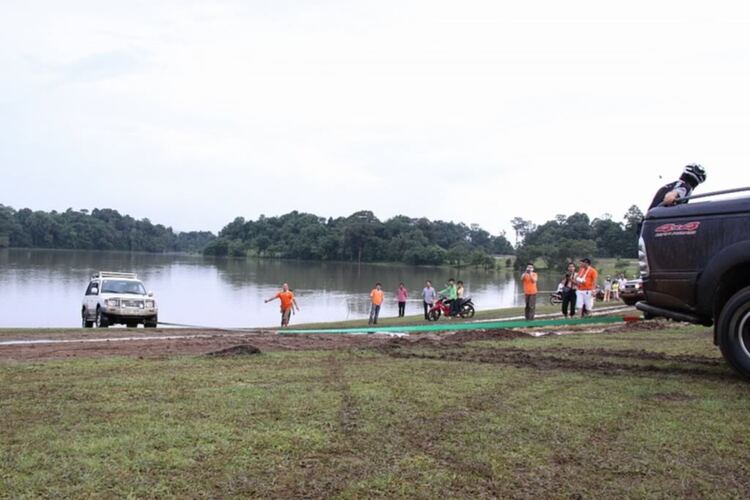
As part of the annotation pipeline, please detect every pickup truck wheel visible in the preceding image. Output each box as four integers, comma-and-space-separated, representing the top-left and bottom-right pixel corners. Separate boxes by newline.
717, 286, 750, 379
81, 307, 94, 328
95, 308, 109, 328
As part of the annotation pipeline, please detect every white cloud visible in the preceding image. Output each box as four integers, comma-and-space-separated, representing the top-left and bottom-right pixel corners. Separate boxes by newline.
1, 0, 750, 236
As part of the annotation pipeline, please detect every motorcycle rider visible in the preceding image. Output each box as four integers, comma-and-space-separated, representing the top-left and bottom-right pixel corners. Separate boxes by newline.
439, 278, 459, 317
648, 164, 707, 210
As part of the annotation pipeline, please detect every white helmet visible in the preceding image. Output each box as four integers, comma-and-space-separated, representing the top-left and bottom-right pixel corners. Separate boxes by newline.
683, 164, 706, 184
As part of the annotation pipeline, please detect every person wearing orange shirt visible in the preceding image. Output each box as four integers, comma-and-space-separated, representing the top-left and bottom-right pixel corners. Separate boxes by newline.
264, 282, 300, 327
575, 258, 598, 317
368, 282, 384, 325
521, 263, 538, 320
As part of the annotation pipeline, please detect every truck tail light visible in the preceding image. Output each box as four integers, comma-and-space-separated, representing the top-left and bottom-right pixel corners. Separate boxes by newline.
638, 236, 650, 278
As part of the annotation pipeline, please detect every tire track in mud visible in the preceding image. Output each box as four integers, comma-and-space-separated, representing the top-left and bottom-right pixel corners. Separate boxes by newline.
323, 352, 530, 496
386, 386, 519, 495
374, 345, 737, 380
326, 354, 360, 437
548, 347, 723, 366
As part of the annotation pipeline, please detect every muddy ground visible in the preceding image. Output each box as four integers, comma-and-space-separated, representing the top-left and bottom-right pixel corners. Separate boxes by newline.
0, 321, 677, 362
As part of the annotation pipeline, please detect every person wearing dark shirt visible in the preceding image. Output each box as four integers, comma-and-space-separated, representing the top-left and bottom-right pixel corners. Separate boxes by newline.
560, 262, 578, 318
648, 164, 707, 210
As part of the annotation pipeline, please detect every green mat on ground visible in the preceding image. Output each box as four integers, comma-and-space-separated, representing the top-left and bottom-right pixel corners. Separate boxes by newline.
282, 315, 627, 335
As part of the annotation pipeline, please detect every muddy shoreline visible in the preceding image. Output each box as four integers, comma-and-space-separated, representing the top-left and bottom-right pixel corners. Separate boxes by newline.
0, 321, 674, 362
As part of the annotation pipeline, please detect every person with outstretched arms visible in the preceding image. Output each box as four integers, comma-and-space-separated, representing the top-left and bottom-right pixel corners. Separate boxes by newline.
265, 282, 300, 327
648, 164, 707, 210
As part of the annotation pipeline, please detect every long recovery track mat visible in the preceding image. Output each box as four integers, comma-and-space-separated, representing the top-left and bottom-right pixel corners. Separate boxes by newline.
281, 315, 630, 335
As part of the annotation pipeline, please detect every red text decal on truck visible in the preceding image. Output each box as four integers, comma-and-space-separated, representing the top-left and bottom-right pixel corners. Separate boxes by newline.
654, 221, 701, 237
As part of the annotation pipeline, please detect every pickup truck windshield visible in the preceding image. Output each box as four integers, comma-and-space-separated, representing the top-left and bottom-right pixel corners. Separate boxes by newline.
101, 280, 146, 295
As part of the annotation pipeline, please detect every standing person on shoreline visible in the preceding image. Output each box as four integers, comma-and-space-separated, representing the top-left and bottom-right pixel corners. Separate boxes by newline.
560, 262, 578, 318
396, 282, 408, 317
521, 263, 538, 321
611, 278, 620, 301
264, 282, 300, 327
421, 280, 436, 320
575, 258, 598, 317
603, 276, 612, 302
368, 282, 384, 325
439, 278, 458, 317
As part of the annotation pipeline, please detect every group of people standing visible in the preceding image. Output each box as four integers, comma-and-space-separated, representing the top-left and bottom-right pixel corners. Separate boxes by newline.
264, 279, 468, 327
367, 279, 465, 324
521, 258, 599, 321
602, 275, 628, 302
559, 258, 599, 319
267, 262, 602, 327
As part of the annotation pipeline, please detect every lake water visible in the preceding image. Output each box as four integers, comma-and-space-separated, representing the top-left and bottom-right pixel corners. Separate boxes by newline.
0, 249, 562, 328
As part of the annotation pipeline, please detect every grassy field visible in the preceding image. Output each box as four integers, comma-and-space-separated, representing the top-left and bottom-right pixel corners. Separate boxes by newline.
594, 258, 640, 279
527, 258, 639, 278
2, 323, 749, 497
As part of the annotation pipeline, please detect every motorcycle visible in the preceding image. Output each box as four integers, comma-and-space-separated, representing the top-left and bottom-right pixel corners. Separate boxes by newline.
427, 296, 475, 321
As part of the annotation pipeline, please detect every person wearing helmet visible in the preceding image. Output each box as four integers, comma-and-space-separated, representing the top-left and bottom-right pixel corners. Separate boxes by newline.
648, 164, 707, 210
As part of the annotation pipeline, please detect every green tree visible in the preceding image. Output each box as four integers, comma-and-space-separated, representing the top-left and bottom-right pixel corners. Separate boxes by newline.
510, 217, 535, 247
624, 205, 644, 233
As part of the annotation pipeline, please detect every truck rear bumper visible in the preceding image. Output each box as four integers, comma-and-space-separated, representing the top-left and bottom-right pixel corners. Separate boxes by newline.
635, 301, 713, 326
101, 313, 158, 325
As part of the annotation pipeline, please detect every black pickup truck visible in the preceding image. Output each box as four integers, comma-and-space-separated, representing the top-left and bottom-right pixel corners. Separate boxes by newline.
636, 189, 750, 378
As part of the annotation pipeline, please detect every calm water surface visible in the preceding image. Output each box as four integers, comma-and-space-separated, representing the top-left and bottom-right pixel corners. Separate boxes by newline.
0, 249, 562, 328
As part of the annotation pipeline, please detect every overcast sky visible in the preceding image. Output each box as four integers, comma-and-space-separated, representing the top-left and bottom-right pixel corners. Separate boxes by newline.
2, 1, 749, 239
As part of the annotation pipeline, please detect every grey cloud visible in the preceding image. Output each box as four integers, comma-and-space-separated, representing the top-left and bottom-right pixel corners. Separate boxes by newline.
57, 49, 150, 82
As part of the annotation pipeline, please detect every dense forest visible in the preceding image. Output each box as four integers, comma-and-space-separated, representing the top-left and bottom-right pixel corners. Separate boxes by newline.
0, 205, 215, 253
513, 205, 644, 270
0, 203, 644, 270
204, 210, 515, 266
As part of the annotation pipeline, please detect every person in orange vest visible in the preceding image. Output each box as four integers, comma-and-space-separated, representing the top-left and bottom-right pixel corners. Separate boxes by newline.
575, 258, 598, 317
521, 263, 538, 320
264, 282, 300, 327
368, 282, 384, 325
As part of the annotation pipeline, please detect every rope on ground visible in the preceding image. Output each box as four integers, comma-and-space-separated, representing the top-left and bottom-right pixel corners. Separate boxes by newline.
156, 321, 259, 332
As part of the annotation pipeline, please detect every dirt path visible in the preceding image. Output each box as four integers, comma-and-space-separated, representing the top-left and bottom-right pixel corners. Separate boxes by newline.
0, 321, 671, 362
0, 325, 538, 361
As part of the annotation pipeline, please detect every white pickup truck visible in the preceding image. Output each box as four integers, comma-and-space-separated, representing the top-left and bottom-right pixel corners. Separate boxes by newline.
81, 272, 158, 328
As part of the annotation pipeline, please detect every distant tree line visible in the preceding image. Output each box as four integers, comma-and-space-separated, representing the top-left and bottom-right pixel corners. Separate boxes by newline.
204, 210, 515, 267
513, 205, 644, 270
0, 205, 215, 253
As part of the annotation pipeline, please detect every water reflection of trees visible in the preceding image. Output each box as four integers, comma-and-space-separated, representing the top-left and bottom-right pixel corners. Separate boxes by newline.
1, 248, 203, 286
210, 257, 517, 295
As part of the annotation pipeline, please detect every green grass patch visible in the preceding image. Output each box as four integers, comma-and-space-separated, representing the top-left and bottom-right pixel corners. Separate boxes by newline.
2, 325, 749, 497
